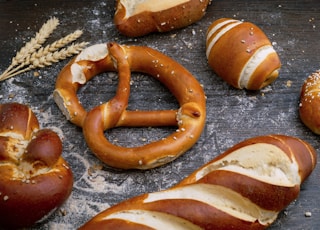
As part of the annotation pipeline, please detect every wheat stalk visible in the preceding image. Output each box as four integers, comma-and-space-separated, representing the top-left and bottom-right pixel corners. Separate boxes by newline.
1, 29, 85, 80
30, 42, 89, 68
0, 42, 88, 81
34, 29, 84, 55
11, 17, 59, 69
0, 17, 88, 81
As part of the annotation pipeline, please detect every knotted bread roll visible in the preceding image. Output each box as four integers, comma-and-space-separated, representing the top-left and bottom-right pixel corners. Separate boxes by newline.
0, 103, 73, 229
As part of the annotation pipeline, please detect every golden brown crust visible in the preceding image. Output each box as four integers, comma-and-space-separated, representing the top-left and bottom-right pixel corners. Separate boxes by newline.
114, 0, 211, 37
206, 18, 281, 90
53, 55, 115, 127
179, 134, 317, 185
54, 42, 206, 169
79, 135, 317, 229
79, 218, 155, 230
195, 169, 300, 211
0, 102, 39, 140
0, 103, 73, 229
299, 70, 320, 134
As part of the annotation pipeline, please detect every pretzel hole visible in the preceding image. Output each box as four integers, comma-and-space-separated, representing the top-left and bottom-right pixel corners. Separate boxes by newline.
77, 72, 118, 112
78, 70, 181, 147
78, 72, 179, 111
126, 73, 178, 111
105, 126, 177, 148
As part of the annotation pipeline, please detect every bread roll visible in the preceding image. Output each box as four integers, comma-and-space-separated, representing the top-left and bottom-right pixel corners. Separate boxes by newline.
299, 70, 320, 134
0, 103, 73, 229
206, 18, 281, 90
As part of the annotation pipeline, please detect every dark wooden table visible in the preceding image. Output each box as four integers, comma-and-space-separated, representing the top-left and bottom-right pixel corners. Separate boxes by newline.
0, 0, 319, 229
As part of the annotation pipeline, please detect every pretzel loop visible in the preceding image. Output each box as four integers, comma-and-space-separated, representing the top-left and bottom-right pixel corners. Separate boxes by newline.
54, 42, 206, 169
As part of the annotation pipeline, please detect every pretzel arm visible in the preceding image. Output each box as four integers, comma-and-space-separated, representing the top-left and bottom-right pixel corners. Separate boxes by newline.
118, 110, 178, 127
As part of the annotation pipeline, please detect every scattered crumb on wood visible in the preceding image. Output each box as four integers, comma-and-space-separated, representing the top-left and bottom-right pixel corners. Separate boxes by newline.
305, 211, 312, 217
286, 80, 292, 87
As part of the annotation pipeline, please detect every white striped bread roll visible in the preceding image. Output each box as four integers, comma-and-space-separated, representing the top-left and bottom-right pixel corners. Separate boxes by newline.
79, 134, 317, 229
206, 18, 281, 90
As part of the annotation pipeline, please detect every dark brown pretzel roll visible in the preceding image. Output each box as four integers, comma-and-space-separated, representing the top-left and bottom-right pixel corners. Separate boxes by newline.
54, 42, 206, 169
206, 18, 281, 90
79, 134, 317, 230
0, 103, 73, 229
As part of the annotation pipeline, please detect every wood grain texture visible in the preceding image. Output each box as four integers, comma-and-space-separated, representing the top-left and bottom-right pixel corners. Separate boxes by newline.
0, 0, 319, 229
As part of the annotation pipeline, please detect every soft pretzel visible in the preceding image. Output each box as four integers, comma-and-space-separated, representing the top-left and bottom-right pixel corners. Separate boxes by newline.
206, 18, 281, 90
0, 103, 73, 229
54, 42, 206, 169
114, 0, 211, 37
299, 70, 320, 134
79, 134, 317, 230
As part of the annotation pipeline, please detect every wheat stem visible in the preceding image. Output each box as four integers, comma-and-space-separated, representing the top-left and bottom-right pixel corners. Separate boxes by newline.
13, 17, 59, 66
0, 67, 33, 81
1, 63, 25, 80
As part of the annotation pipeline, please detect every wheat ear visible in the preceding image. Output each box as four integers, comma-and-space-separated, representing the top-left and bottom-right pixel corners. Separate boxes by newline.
0, 17, 88, 81
0, 17, 59, 79
9, 18, 59, 72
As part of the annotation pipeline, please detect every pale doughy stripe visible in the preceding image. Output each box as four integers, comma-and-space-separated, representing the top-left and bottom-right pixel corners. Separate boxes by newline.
121, 0, 189, 17
103, 209, 202, 230
0, 132, 26, 141
194, 143, 300, 186
206, 20, 242, 58
206, 19, 238, 42
71, 63, 86, 84
144, 184, 277, 225
71, 44, 109, 84
239, 45, 276, 88
75, 43, 108, 62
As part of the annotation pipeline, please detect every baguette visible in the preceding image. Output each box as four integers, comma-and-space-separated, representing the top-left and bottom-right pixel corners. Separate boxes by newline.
79, 134, 316, 229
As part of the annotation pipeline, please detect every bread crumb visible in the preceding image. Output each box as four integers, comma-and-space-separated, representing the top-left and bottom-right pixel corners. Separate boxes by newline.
286, 80, 292, 87
59, 208, 67, 216
305, 211, 312, 217
88, 164, 103, 176
8, 93, 15, 99
33, 71, 40, 77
